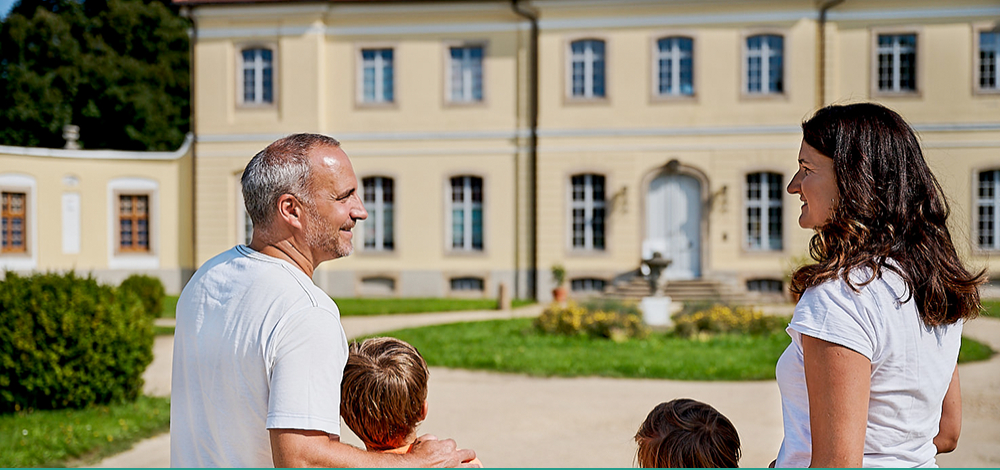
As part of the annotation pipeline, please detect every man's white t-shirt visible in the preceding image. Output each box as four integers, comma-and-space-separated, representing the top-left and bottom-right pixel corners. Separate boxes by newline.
775, 267, 961, 468
170, 245, 349, 467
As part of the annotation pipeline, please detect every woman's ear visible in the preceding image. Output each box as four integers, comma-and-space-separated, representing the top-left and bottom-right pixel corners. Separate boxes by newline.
420, 400, 429, 421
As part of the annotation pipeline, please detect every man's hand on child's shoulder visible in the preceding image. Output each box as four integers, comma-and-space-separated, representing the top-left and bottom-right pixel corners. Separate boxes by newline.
409, 434, 477, 468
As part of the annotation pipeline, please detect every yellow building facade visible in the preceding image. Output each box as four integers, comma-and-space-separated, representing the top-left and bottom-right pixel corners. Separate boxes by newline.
4, 0, 998, 300
0, 138, 195, 293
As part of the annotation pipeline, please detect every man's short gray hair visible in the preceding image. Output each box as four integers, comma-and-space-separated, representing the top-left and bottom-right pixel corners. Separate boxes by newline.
241, 133, 341, 230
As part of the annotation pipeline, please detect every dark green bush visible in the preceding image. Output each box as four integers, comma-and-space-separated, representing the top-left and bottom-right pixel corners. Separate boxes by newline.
0, 272, 154, 413
118, 274, 165, 319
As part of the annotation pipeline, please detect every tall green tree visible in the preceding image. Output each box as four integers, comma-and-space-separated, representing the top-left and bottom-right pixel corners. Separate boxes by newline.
0, 0, 189, 151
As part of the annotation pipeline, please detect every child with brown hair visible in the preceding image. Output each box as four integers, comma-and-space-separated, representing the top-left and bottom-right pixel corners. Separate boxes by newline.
340, 336, 483, 466
635, 398, 741, 468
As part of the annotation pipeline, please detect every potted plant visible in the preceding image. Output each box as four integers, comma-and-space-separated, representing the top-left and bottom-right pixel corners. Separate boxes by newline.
551, 264, 568, 303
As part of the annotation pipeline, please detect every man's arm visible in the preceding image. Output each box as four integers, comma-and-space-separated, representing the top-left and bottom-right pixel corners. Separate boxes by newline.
933, 366, 961, 454
269, 429, 476, 468
802, 334, 871, 468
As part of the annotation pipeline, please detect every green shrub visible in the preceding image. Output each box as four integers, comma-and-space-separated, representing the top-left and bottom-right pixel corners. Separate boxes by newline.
118, 274, 165, 319
0, 272, 154, 413
579, 298, 642, 317
673, 304, 789, 338
534, 302, 648, 341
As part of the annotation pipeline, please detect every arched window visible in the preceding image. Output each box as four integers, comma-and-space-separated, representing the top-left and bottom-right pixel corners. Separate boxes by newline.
978, 169, 1000, 250
450, 277, 484, 292
571, 278, 607, 293
450, 176, 483, 251
746, 172, 782, 251
241, 47, 274, 104
362, 176, 394, 251
746, 34, 783, 94
655, 36, 693, 96
569, 39, 606, 98
570, 174, 606, 250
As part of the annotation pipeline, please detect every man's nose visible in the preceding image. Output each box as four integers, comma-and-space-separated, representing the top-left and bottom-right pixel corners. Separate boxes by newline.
353, 196, 369, 220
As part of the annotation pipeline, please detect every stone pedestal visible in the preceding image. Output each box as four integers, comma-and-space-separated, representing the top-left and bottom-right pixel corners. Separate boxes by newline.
640, 296, 673, 327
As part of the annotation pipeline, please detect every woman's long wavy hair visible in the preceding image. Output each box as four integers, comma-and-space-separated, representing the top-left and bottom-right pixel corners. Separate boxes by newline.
790, 102, 984, 326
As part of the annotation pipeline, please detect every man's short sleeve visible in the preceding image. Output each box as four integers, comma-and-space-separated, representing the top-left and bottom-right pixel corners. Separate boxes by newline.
789, 279, 879, 361
266, 306, 348, 434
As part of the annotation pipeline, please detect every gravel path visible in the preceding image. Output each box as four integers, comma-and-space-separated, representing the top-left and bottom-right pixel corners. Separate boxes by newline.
91, 307, 1000, 468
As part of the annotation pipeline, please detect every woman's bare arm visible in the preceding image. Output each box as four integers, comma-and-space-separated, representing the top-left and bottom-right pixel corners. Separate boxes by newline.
934, 366, 962, 454
802, 334, 871, 468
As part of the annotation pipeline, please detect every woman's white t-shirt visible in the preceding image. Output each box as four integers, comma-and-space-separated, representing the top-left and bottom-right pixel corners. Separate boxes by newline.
775, 268, 962, 468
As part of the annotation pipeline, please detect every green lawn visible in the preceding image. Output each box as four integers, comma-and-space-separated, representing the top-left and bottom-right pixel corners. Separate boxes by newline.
981, 300, 1000, 319
335, 297, 535, 316
0, 395, 170, 468
376, 318, 995, 381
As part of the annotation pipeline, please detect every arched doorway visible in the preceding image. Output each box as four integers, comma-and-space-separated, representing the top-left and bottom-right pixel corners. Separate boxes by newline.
644, 172, 702, 280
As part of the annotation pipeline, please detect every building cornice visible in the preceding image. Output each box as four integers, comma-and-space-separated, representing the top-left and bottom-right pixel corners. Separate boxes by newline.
0, 133, 194, 161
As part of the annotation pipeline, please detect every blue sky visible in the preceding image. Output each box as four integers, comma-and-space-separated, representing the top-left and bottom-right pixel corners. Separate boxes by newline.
0, 0, 16, 19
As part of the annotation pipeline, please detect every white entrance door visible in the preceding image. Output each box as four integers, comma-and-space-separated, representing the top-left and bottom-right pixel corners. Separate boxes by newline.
644, 173, 701, 279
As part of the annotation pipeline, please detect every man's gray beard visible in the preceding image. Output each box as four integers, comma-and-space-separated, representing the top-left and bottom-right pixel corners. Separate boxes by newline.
305, 207, 353, 260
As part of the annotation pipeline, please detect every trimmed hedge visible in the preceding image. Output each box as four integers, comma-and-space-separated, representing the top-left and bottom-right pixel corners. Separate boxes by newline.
0, 272, 154, 413
119, 274, 166, 319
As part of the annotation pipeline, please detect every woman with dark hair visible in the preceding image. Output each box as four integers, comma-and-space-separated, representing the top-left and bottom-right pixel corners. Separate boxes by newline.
774, 102, 984, 467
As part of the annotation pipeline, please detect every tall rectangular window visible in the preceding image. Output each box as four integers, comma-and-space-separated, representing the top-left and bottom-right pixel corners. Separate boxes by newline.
449, 46, 483, 103
570, 39, 606, 98
361, 48, 394, 103
979, 170, 1000, 250
363, 176, 394, 251
242, 48, 274, 104
746, 35, 783, 94
450, 176, 483, 251
746, 173, 783, 250
656, 37, 693, 96
119, 194, 150, 252
571, 174, 606, 250
1, 192, 26, 253
980, 30, 1000, 91
877, 34, 917, 92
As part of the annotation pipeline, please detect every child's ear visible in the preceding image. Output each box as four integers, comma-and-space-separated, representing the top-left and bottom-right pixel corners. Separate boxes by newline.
420, 400, 428, 421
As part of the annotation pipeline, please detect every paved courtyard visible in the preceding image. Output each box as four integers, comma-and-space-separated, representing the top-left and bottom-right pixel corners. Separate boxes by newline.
93, 306, 1000, 468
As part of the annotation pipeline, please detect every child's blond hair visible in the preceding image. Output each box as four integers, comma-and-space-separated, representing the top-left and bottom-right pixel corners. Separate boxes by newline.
340, 337, 429, 451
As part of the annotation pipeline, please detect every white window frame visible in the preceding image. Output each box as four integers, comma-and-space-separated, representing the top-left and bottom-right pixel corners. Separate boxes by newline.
445, 42, 486, 105
652, 35, 695, 98
567, 38, 607, 100
357, 46, 395, 105
875, 32, 918, 94
869, 27, 922, 97
977, 169, 1000, 251
743, 33, 784, 96
745, 172, 783, 251
237, 45, 276, 107
447, 175, 484, 252
0, 173, 37, 271
570, 174, 607, 251
975, 25, 1000, 95
108, 177, 159, 269
361, 176, 394, 252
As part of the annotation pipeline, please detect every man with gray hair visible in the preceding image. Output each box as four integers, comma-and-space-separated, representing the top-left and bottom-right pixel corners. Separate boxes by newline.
170, 134, 476, 467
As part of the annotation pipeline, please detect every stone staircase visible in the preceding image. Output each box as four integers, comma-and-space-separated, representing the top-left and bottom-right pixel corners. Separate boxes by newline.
603, 272, 735, 302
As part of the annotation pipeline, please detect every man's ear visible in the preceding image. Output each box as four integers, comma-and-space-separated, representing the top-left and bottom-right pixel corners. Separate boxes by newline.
276, 194, 305, 230
420, 400, 428, 421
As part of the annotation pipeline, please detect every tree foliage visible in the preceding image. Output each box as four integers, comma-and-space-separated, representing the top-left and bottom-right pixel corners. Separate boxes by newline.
0, 0, 189, 151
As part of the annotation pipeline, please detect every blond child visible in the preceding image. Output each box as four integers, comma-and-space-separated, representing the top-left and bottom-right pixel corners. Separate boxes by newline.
635, 398, 741, 468
341, 336, 483, 466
